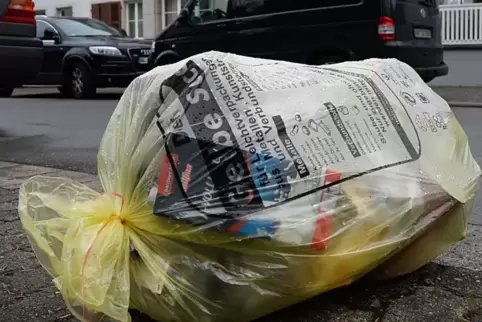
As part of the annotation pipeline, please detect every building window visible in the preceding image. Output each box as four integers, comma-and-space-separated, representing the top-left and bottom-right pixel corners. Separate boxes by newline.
126, 2, 143, 38
92, 3, 122, 30
35, 9, 46, 15
56, 6, 73, 17
164, 0, 189, 27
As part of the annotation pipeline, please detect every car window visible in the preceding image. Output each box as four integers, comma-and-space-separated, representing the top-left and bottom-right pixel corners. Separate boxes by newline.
36, 21, 57, 39
190, 0, 230, 24
81, 19, 124, 35
50, 18, 123, 37
228, 0, 263, 17
36, 21, 47, 38
229, 0, 362, 18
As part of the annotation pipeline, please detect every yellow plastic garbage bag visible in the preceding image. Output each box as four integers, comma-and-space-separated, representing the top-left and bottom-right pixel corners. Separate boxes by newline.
19, 51, 481, 322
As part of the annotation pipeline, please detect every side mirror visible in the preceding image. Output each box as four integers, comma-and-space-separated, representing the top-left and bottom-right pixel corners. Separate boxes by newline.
44, 29, 60, 44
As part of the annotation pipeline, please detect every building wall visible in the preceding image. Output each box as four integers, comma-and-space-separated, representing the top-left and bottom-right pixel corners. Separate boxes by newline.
34, 0, 161, 39
143, 0, 163, 39
35, 0, 119, 17
34, 0, 227, 39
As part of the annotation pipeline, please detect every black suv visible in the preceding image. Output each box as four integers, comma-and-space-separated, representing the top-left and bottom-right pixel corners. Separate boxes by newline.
30, 16, 153, 98
150, 0, 448, 82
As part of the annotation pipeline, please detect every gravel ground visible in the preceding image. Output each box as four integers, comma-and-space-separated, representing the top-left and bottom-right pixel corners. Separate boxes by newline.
1, 161, 482, 322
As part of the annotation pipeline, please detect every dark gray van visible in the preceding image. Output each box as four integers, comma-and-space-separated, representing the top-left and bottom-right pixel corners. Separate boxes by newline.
0, 0, 43, 97
150, 0, 448, 82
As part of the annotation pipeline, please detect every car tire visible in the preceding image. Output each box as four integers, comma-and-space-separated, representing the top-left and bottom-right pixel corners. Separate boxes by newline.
313, 55, 344, 66
57, 86, 69, 96
65, 62, 96, 99
0, 88, 14, 98
156, 55, 178, 66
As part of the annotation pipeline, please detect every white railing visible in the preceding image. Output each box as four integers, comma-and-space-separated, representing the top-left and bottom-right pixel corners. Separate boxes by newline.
441, 3, 482, 46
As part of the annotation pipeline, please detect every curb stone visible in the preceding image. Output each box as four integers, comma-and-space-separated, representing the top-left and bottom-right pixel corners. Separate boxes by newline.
0, 161, 481, 322
447, 102, 482, 108
431, 87, 482, 107
0, 135, 45, 144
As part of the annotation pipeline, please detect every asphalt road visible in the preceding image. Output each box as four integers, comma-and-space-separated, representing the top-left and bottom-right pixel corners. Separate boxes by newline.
0, 87, 481, 225
430, 49, 482, 87
0, 87, 120, 174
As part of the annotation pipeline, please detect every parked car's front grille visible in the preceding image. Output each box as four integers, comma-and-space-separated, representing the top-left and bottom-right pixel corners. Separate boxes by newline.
128, 48, 153, 72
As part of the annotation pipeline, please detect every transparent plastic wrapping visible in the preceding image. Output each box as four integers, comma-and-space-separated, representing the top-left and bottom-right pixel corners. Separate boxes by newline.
19, 52, 481, 322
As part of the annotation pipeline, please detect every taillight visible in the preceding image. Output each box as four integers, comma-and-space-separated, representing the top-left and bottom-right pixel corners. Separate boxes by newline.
0, 0, 36, 24
378, 16, 395, 40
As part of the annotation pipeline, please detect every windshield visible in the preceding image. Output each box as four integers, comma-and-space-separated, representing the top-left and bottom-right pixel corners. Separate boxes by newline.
52, 18, 124, 37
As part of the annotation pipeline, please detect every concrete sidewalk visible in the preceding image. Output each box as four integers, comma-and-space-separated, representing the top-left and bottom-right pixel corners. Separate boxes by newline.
0, 161, 481, 322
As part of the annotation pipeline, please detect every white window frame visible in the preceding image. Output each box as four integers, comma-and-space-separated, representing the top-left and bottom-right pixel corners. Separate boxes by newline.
126, 2, 144, 38
163, 0, 182, 28
56, 6, 73, 17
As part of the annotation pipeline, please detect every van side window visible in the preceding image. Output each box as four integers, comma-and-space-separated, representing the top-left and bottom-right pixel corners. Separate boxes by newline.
190, 0, 230, 24
229, 0, 264, 18
230, 0, 362, 18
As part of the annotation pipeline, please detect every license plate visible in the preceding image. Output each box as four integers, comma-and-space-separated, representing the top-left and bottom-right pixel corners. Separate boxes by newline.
414, 28, 432, 39
138, 57, 149, 64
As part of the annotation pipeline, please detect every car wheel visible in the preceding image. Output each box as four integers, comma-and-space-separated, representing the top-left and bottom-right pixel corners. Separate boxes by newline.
0, 88, 14, 98
157, 56, 178, 66
67, 62, 96, 99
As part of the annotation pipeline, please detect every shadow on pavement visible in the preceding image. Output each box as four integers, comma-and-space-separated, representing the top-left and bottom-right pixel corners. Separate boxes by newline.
6, 87, 126, 100
130, 263, 482, 322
